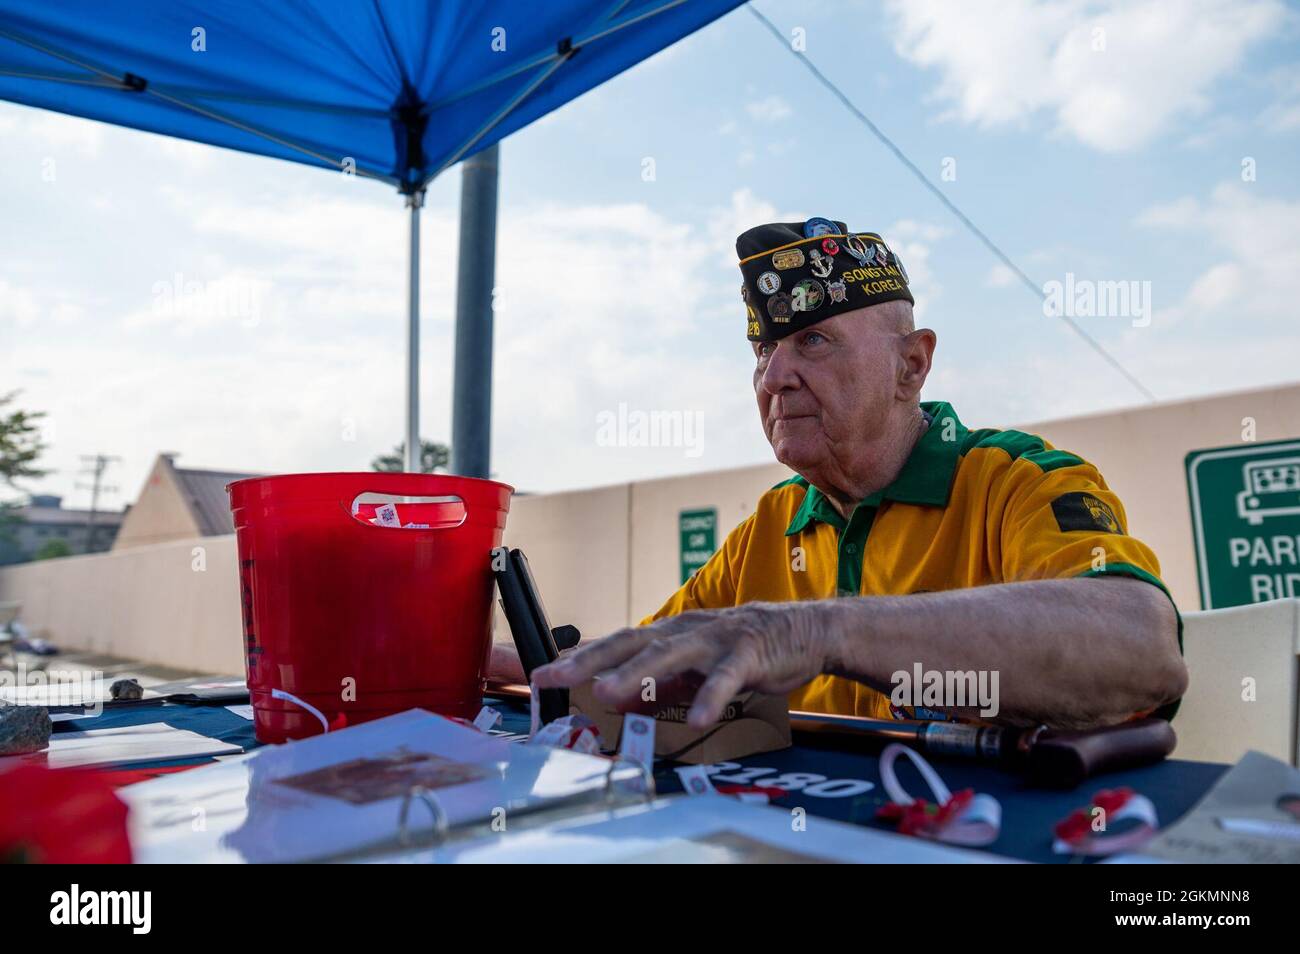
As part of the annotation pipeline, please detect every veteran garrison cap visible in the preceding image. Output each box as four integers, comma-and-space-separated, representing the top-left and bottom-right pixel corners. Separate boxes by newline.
738, 218, 913, 341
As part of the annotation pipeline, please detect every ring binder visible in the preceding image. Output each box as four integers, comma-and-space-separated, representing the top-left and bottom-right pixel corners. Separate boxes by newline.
398, 785, 450, 848
604, 757, 656, 805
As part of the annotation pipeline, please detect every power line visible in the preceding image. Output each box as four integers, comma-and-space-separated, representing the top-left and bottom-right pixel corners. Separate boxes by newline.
744, 3, 1156, 403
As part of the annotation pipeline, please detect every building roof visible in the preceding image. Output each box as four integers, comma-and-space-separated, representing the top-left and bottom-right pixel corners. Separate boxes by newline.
172, 467, 259, 537
12, 504, 126, 527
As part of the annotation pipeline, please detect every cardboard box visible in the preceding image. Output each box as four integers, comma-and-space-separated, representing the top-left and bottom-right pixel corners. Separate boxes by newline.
569, 682, 791, 765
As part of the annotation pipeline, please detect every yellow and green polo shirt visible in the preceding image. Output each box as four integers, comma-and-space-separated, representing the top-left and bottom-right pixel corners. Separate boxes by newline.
643, 401, 1180, 722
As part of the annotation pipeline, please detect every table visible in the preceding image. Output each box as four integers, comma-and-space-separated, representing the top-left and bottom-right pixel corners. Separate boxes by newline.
56, 697, 1228, 863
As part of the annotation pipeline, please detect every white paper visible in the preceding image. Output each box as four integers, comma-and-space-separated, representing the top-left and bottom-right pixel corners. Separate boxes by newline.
5, 723, 241, 769
1132, 751, 1300, 864
225, 705, 255, 720
120, 709, 643, 863
371, 796, 1011, 864
50, 710, 95, 723
1216, 817, 1300, 842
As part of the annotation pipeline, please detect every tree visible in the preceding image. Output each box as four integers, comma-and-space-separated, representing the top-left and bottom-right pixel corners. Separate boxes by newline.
0, 393, 47, 549
0, 392, 47, 491
371, 440, 451, 475
34, 539, 72, 561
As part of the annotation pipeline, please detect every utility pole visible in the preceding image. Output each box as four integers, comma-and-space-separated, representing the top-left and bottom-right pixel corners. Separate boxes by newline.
76, 454, 119, 554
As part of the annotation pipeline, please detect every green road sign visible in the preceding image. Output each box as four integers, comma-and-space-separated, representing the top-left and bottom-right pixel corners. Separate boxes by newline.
1186, 438, 1300, 609
679, 508, 717, 584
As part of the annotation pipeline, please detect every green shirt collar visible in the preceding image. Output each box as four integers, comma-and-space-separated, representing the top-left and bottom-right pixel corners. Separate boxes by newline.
784, 401, 967, 536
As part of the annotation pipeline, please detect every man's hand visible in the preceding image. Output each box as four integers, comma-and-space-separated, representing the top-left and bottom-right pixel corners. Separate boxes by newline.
531, 602, 836, 730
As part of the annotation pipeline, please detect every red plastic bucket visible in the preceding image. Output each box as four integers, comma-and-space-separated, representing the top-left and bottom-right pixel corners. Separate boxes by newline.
227, 473, 513, 744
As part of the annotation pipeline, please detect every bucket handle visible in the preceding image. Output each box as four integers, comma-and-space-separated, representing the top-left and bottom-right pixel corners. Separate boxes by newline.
344, 493, 468, 531
329, 474, 509, 512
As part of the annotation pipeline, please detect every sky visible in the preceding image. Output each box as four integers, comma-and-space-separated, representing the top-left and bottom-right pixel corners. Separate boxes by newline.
3, 0, 1299, 511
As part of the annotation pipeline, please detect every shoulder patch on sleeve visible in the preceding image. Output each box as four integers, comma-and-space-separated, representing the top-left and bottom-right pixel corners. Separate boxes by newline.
1051, 492, 1125, 534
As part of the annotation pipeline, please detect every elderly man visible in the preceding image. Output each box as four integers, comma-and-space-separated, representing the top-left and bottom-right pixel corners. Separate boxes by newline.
533, 218, 1187, 731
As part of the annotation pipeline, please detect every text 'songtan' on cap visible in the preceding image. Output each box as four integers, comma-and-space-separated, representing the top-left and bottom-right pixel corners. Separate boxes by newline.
737, 217, 913, 342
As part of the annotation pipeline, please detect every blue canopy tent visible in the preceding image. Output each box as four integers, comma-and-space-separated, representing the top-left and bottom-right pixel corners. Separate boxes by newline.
0, 0, 742, 474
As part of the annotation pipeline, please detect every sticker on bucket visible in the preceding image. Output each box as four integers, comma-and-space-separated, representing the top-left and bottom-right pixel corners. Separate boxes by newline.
238, 557, 261, 675
350, 493, 466, 530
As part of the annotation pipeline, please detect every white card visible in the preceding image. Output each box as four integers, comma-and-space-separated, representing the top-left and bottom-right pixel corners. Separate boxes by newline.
529, 721, 573, 748
8, 723, 242, 769
472, 706, 502, 732
675, 764, 718, 796
528, 682, 541, 738
619, 713, 655, 771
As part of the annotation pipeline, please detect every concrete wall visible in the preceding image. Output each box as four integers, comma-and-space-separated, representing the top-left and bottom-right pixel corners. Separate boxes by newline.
1020, 383, 1300, 612
3, 382, 1299, 674
628, 460, 787, 622
494, 485, 632, 645
0, 535, 243, 674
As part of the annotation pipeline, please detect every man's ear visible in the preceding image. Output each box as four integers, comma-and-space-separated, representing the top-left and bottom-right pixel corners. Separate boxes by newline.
897, 329, 936, 401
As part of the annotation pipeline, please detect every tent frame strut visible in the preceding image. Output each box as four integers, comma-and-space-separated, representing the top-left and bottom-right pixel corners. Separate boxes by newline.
0, 0, 686, 190
0, 23, 398, 185
405, 189, 424, 474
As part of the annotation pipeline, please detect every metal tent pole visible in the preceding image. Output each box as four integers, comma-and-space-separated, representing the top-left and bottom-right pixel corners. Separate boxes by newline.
405, 189, 425, 473
450, 143, 499, 479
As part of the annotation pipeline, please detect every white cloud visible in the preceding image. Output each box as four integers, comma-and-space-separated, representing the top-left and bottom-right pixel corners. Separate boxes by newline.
1118, 183, 1300, 400
886, 0, 1287, 151
883, 219, 948, 318
1136, 182, 1300, 327
0, 278, 42, 327
2, 169, 785, 504
745, 95, 792, 123
1259, 64, 1300, 132
1133, 194, 1199, 228
24, 111, 105, 157
158, 136, 218, 170
706, 188, 781, 262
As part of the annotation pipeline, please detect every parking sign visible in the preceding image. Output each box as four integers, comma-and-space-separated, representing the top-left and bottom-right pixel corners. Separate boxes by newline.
1186, 439, 1300, 609
678, 508, 717, 584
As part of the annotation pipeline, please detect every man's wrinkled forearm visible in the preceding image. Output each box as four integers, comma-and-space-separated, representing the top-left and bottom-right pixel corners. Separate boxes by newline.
810, 579, 1186, 728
